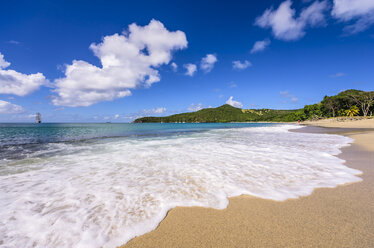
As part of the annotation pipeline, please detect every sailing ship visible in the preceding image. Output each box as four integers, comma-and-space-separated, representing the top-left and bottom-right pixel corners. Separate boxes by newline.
35, 113, 41, 123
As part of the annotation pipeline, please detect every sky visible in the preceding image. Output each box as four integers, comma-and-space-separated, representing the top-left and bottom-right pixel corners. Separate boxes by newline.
0, 0, 373, 122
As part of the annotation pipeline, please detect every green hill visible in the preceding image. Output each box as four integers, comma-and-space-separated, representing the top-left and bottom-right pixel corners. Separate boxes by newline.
134, 104, 303, 123
134, 89, 374, 123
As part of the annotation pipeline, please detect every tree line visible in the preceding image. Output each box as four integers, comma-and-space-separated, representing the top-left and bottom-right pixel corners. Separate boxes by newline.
295, 89, 374, 121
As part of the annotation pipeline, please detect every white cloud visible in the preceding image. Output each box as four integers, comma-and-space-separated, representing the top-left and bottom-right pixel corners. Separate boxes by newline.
255, 0, 328, 41
52, 20, 187, 107
122, 115, 143, 121
184, 63, 197, 76
143, 107, 166, 115
171, 62, 178, 72
250, 39, 271, 53
53, 107, 65, 111
226, 96, 243, 108
330, 72, 346, 78
232, 60, 252, 70
8, 40, 21, 45
229, 81, 237, 88
200, 54, 217, 73
332, 0, 374, 34
188, 103, 203, 111
114, 114, 120, 119
280, 91, 289, 96
0, 53, 48, 96
280, 91, 298, 103
332, 0, 374, 21
0, 100, 24, 114
121, 107, 167, 121
0, 54, 10, 69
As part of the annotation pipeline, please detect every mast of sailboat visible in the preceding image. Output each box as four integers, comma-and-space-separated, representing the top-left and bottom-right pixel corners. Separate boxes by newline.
36, 113, 41, 123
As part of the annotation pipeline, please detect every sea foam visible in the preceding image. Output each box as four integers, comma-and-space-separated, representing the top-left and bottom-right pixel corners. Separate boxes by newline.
0, 125, 362, 247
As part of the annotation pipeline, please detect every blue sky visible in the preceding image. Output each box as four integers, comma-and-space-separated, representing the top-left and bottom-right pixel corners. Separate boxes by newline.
0, 0, 373, 122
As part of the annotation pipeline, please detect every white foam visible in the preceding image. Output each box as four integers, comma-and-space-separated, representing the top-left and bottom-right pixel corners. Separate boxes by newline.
0, 125, 362, 248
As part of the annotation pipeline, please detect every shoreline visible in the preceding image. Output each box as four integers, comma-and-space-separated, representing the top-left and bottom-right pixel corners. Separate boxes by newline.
121, 120, 374, 247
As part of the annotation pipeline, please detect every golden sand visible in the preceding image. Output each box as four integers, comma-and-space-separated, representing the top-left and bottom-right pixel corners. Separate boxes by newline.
303, 117, 374, 129
121, 120, 374, 248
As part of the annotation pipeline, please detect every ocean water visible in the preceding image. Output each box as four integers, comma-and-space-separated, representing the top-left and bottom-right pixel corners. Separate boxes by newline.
0, 123, 362, 248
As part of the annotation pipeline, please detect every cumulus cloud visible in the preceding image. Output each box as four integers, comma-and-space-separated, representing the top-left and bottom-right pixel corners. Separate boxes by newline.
114, 114, 120, 119
184, 63, 197, 76
170, 62, 178, 72
226, 96, 243, 108
280, 91, 298, 103
52, 20, 187, 107
200, 54, 217, 73
332, 0, 374, 34
0, 100, 24, 114
0, 53, 48, 96
332, 0, 374, 21
250, 39, 271, 53
255, 0, 328, 41
232, 60, 252, 70
143, 107, 166, 115
0, 54, 10, 69
188, 103, 203, 111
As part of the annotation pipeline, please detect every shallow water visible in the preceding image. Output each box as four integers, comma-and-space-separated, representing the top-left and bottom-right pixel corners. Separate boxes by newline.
0, 123, 362, 248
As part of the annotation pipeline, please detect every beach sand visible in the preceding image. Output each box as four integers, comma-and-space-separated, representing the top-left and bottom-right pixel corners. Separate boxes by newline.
303, 117, 374, 129
121, 119, 374, 248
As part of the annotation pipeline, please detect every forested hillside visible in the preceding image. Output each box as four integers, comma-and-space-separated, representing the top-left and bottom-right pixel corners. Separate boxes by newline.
134, 90, 374, 123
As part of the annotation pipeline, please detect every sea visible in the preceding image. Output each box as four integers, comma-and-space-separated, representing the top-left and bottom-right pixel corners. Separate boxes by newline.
0, 123, 362, 248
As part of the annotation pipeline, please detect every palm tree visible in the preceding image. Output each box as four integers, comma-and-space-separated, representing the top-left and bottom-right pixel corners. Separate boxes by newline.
345, 105, 360, 117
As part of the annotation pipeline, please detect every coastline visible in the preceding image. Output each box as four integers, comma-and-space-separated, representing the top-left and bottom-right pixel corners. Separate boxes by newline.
121, 120, 374, 247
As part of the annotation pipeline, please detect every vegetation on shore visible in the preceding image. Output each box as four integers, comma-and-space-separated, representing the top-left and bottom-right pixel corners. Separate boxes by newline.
134, 90, 374, 123
303, 90, 374, 120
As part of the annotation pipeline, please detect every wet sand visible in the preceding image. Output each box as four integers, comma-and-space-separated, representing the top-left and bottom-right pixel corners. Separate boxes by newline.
121, 122, 374, 248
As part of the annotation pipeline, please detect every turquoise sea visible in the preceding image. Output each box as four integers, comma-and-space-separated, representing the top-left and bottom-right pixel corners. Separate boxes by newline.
0, 123, 271, 161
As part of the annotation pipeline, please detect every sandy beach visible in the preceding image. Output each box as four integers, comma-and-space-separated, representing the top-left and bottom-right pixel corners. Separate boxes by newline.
122, 119, 374, 248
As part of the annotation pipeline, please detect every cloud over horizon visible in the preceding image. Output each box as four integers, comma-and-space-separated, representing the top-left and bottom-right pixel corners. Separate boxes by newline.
52, 19, 188, 107
226, 96, 243, 108
187, 103, 203, 111
143, 107, 166, 115
0, 100, 24, 114
280, 90, 298, 103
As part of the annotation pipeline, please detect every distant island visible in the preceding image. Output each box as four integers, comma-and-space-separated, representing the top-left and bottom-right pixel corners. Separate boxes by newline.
134, 90, 374, 123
